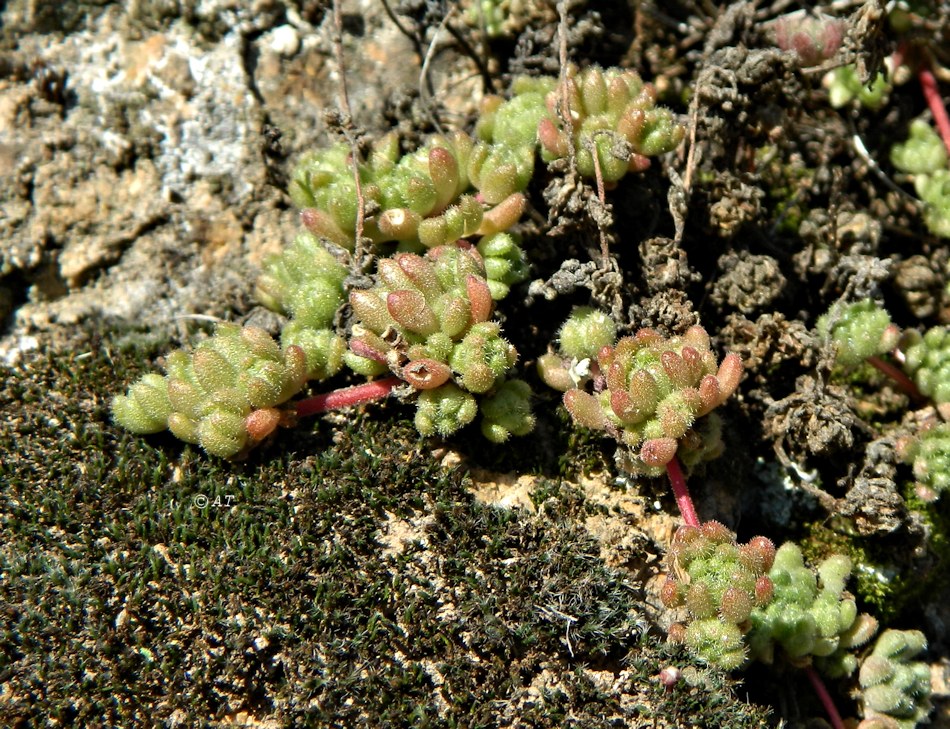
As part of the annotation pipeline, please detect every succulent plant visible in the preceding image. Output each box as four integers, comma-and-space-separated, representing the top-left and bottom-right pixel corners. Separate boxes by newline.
346, 244, 531, 439
289, 131, 525, 251
891, 119, 948, 176
546, 320, 742, 476
556, 306, 618, 361
902, 325, 950, 405
464, 0, 533, 38
256, 231, 348, 329
536, 65, 685, 182
478, 378, 535, 442
858, 629, 932, 729
662, 521, 777, 670
664, 527, 880, 679
112, 324, 308, 458
891, 119, 950, 238
475, 231, 530, 300
772, 10, 845, 67
280, 320, 347, 381
897, 421, 950, 498
471, 79, 553, 203
347, 245, 496, 375
466, 0, 507, 38
746, 543, 877, 676
824, 64, 891, 110
414, 382, 478, 437
817, 300, 900, 367
913, 170, 950, 239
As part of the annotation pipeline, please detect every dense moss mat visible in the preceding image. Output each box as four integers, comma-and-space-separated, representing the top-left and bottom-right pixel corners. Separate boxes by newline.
0, 335, 770, 727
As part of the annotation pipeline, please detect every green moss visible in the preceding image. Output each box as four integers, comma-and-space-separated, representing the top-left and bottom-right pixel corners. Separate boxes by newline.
802, 508, 950, 625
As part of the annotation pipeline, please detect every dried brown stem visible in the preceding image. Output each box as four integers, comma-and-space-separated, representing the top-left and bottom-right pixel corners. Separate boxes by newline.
331, 0, 367, 269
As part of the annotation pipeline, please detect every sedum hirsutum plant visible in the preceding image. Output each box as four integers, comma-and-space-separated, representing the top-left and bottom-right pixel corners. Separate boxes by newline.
536, 65, 685, 181
902, 325, 950, 405
346, 244, 532, 440
289, 131, 525, 251
815, 298, 950, 503
255, 231, 349, 380
897, 422, 950, 498
824, 63, 892, 110
472, 66, 686, 193
890, 119, 950, 239
662, 521, 777, 670
475, 231, 531, 300
817, 300, 900, 367
113, 323, 309, 458
472, 77, 553, 203
771, 10, 845, 67
663, 523, 878, 677
255, 230, 347, 330
109, 57, 937, 729
858, 629, 932, 729
540, 313, 742, 476
747, 543, 878, 677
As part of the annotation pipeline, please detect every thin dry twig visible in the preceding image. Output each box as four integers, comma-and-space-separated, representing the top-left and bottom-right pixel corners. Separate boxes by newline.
443, 16, 497, 95
586, 137, 610, 262
419, 9, 452, 135
555, 1, 575, 169
330, 0, 367, 273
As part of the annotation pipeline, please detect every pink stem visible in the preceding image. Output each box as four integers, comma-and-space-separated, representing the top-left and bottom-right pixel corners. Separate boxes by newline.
919, 66, 950, 157
666, 456, 700, 528
804, 665, 846, 729
295, 376, 402, 417
866, 355, 924, 403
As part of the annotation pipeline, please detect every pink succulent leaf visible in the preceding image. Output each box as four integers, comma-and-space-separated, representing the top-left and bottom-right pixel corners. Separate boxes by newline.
245, 407, 281, 442
563, 389, 606, 430
640, 437, 678, 467
466, 275, 494, 324
716, 353, 743, 400
387, 290, 439, 335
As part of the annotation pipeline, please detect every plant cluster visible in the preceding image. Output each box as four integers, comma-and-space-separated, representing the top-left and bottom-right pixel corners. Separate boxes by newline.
662, 521, 776, 670
112, 323, 308, 458
903, 324, 950, 406
817, 300, 900, 368
858, 629, 932, 729
897, 422, 950, 498
824, 64, 892, 110
809, 0, 950, 241
539, 317, 742, 476
533, 66, 685, 181
255, 231, 349, 380
465, 0, 508, 38
661, 522, 879, 678
817, 299, 950, 504
890, 119, 950, 238
346, 243, 533, 440
114, 66, 685, 456
747, 544, 877, 677
772, 10, 845, 68
289, 131, 523, 251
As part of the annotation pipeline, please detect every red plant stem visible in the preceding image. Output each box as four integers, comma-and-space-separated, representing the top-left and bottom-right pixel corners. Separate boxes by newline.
804, 665, 846, 729
919, 66, 950, 157
666, 456, 700, 528
295, 376, 402, 417
866, 355, 924, 403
